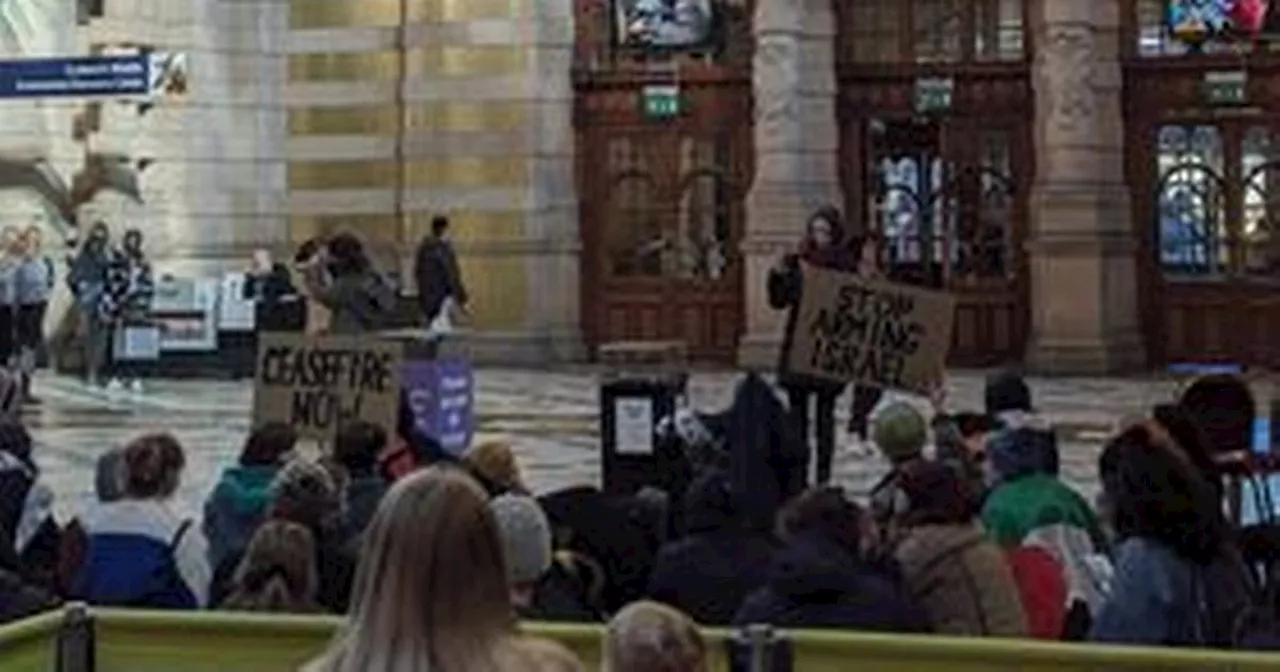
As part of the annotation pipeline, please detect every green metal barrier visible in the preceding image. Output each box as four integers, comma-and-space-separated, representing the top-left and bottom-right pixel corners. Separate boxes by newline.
0, 611, 61, 672
6, 605, 1280, 671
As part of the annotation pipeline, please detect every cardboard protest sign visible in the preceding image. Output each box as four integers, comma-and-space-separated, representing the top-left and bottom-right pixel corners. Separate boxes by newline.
785, 265, 956, 394
254, 333, 402, 441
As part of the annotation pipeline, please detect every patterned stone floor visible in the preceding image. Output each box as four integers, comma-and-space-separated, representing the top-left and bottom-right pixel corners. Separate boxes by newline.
22, 370, 1191, 522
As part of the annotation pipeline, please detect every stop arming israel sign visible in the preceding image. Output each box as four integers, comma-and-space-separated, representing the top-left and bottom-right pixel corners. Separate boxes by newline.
784, 265, 956, 395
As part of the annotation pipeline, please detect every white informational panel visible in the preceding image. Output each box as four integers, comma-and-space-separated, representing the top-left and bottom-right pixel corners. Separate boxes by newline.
152, 276, 219, 352
218, 272, 256, 332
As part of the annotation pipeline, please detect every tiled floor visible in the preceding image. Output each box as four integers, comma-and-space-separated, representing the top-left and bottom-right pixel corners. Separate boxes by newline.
23, 370, 1188, 522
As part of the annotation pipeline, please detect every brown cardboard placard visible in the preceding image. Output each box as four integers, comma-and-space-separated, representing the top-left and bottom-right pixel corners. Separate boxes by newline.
784, 265, 956, 394
253, 332, 403, 441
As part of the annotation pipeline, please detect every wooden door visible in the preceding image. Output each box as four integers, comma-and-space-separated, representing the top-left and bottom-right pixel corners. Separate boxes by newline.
579, 124, 747, 361
1123, 0, 1280, 368
836, 0, 1033, 367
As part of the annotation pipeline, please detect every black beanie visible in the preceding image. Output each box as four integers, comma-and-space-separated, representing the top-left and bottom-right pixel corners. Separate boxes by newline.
984, 370, 1032, 416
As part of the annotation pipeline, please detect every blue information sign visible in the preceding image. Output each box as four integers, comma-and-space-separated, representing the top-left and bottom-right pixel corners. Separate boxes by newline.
0, 54, 155, 99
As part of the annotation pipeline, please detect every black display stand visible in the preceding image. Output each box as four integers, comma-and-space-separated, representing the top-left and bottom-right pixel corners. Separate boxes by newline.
599, 374, 687, 496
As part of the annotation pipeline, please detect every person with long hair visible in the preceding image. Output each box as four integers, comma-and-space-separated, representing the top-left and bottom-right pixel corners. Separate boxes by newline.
220, 520, 320, 614
768, 205, 853, 485
67, 221, 113, 386
303, 466, 527, 671
300, 232, 396, 334
1090, 421, 1251, 646
11, 225, 50, 404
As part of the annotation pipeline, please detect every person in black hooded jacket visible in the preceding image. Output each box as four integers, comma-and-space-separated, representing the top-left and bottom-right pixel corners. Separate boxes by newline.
767, 205, 853, 486
733, 486, 929, 632
0, 527, 56, 624
647, 469, 778, 625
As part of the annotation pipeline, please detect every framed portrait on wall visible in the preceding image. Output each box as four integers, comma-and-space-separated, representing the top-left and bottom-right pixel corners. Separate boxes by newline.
614, 0, 717, 50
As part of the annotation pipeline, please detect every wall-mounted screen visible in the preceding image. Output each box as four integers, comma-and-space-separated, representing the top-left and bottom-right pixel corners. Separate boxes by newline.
615, 0, 717, 50
1167, 0, 1280, 43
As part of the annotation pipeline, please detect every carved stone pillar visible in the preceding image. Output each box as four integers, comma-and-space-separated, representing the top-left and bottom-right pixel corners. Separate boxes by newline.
738, 0, 841, 368
1025, 0, 1145, 374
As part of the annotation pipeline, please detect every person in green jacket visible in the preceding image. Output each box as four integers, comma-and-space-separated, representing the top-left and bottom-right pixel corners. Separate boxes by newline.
981, 421, 1112, 639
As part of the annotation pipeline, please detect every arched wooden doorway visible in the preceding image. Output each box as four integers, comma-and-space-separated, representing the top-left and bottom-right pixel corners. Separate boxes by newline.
574, 1, 753, 362
836, 0, 1032, 367
1123, 0, 1280, 368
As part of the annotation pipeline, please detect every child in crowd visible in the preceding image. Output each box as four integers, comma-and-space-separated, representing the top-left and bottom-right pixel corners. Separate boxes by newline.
604, 600, 709, 672
220, 520, 320, 614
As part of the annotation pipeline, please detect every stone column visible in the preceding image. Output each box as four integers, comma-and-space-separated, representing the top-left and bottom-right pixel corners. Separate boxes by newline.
737, 0, 841, 368
1025, 0, 1145, 374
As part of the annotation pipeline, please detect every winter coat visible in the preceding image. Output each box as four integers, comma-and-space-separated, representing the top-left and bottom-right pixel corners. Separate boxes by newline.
75, 500, 210, 609
99, 249, 154, 323
0, 567, 56, 624
519, 551, 606, 623
647, 470, 779, 625
1090, 537, 1250, 647
725, 374, 809, 531
339, 475, 390, 542
0, 434, 59, 586
767, 251, 853, 393
202, 465, 280, 576
733, 532, 929, 633
302, 265, 396, 334
893, 523, 1028, 637
413, 235, 468, 319
67, 244, 110, 313
13, 256, 53, 306
982, 425, 1110, 617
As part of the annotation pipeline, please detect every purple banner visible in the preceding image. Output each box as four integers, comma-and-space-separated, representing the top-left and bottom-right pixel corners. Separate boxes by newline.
403, 358, 474, 456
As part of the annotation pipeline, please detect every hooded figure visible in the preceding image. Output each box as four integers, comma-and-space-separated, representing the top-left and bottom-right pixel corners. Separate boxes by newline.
768, 205, 854, 486
646, 469, 778, 625
725, 373, 808, 532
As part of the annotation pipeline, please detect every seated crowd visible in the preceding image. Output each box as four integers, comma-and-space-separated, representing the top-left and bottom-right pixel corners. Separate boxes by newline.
0, 371, 1276, 670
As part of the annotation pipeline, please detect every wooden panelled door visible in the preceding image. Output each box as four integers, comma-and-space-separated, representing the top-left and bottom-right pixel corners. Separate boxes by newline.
579, 125, 746, 361
1123, 0, 1280, 368
837, 0, 1033, 367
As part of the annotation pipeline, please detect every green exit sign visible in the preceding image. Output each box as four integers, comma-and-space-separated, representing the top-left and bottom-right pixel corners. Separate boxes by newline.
914, 77, 954, 114
1203, 70, 1247, 106
641, 85, 682, 119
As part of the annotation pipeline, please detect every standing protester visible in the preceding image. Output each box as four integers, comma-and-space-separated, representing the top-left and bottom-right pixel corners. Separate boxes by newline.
13, 226, 53, 404
413, 215, 469, 335
300, 233, 395, 335
0, 227, 20, 380
846, 234, 885, 443
768, 205, 852, 485
67, 222, 113, 387
101, 229, 154, 392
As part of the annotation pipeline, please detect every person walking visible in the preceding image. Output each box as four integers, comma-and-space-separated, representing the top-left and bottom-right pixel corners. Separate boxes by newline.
413, 215, 469, 335
768, 205, 852, 485
13, 226, 53, 404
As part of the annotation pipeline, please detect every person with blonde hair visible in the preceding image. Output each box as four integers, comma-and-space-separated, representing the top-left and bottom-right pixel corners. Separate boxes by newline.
604, 601, 709, 672
303, 467, 526, 672
509, 637, 585, 672
462, 440, 528, 496
220, 520, 320, 614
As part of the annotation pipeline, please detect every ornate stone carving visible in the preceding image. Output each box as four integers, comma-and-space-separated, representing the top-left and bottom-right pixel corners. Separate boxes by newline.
753, 36, 801, 140
1038, 24, 1096, 134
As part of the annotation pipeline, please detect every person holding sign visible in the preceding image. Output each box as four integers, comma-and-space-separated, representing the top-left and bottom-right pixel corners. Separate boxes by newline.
767, 205, 853, 486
